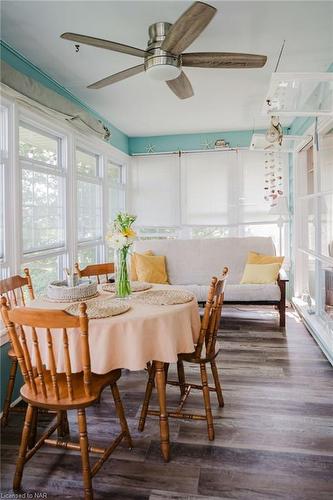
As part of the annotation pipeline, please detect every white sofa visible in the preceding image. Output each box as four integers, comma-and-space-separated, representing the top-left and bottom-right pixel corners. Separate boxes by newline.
134, 237, 287, 326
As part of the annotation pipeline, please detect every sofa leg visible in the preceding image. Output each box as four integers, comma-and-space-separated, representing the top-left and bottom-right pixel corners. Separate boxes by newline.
277, 276, 286, 328
279, 301, 286, 327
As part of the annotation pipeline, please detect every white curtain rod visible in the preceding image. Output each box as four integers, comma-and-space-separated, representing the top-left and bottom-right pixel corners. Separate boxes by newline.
131, 147, 249, 157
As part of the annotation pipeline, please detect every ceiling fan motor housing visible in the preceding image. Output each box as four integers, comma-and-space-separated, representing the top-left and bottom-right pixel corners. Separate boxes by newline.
145, 22, 181, 81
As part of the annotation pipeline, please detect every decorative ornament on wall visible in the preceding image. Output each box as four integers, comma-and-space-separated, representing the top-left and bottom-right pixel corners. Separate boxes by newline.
102, 124, 111, 141
265, 115, 283, 146
201, 137, 214, 150
214, 139, 230, 149
264, 151, 284, 208
145, 143, 156, 154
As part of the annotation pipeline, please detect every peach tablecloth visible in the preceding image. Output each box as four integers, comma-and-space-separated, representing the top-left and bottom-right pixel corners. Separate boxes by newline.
31, 285, 201, 374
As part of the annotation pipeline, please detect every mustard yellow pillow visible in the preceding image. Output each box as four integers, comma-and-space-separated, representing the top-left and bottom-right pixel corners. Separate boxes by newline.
130, 251, 154, 281
135, 254, 169, 284
241, 263, 281, 284
247, 251, 284, 266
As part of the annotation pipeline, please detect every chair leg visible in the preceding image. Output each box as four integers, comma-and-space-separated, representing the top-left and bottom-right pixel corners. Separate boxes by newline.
177, 359, 186, 397
210, 360, 224, 408
138, 361, 156, 432
13, 404, 34, 491
57, 411, 70, 438
111, 383, 133, 449
28, 407, 38, 449
1, 358, 18, 428
77, 408, 93, 500
200, 363, 214, 441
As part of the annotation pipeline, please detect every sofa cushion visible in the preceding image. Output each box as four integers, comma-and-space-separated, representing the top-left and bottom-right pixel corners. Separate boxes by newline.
135, 254, 169, 284
134, 237, 276, 285
130, 250, 153, 281
241, 263, 281, 284
247, 251, 284, 265
178, 283, 281, 303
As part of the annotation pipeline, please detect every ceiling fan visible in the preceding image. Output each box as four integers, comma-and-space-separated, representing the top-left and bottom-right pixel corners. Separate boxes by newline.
61, 1, 267, 100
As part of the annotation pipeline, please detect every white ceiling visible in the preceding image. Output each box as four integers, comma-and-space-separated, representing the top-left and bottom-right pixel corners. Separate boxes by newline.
1, 1, 333, 136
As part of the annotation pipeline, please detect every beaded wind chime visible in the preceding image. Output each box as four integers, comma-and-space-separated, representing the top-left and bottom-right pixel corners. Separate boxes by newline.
264, 151, 284, 207
264, 116, 284, 207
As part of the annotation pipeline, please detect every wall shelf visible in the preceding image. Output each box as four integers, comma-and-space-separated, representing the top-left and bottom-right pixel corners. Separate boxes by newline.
250, 133, 309, 152
263, 72, 333, 117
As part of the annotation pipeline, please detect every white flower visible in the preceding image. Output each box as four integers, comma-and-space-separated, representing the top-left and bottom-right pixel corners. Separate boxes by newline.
106, 232, 128, 250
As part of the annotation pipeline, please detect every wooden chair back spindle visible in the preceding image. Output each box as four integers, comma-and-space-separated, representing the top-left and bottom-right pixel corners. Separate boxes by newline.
75, 262, 115, 285
0, 298, 91, 403
194, 267, 228, 359
0, 268, 35, 309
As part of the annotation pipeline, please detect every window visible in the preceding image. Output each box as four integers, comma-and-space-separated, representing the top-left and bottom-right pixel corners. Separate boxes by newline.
77, 245, 99, 267
191, 227, 230, 239
21, 255, 61, 296
137, 227, 179, 240
181, 152, 236, 226
294, 123, 333, 363
131, 155, 180, 227
19, 123, 67, 288
0, 104, 9, 279
0, 93, 128, 313
132, 150, 288, 256
20, 124, 65, 254
106, 160, 125, 224
76, 147, 103, 264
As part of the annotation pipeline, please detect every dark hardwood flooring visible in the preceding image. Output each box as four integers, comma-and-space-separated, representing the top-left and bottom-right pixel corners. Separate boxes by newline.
1, 306, 333, 499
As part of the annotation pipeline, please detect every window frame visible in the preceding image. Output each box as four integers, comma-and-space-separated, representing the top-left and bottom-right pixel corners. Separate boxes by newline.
293, 116, 333, 364
19, 119, 67, 257
0, 98, 13, 278
75, 142, 103, 255
0, 92, 128, 345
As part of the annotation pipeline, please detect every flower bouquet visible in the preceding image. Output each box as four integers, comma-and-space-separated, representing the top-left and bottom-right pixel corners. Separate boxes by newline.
106, 212, 137, 298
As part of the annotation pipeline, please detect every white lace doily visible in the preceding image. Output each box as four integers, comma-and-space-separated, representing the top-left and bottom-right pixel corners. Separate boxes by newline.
131, 289, 195, 306
102, 282, 153, 293
65, 299, 130, 319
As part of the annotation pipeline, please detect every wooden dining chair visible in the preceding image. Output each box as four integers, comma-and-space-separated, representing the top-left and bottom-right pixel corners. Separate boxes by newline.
138, 267, 229, 441
1, 298, 132, 500
0, 269, 35, 427
75, 262, 115, 284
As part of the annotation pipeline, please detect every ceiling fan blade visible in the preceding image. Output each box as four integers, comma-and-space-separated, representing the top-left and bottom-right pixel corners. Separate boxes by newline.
87, 64, 145, 89
182, 52, 267, 68
166, 71, 194, 99
61, 32, 147, 58
161, 2, 216, 55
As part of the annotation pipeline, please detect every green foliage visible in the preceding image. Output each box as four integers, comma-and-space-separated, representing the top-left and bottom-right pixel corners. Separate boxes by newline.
113, 212, 137, 232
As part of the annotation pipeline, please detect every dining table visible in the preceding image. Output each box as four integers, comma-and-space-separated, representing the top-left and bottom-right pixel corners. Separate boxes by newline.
30, 283, 201, 462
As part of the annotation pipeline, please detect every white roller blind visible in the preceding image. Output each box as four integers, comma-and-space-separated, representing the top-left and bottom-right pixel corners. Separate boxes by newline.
130, 155, 180, 226
181, 151, 238, 225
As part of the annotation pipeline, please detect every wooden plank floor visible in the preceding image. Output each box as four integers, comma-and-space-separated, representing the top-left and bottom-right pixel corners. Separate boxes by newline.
1, 306, 333, 499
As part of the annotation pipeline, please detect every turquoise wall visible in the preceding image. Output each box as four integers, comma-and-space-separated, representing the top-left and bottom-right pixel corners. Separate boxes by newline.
0, 342, 23, 412
129, 129, 267, 154
0, 40, 129, 154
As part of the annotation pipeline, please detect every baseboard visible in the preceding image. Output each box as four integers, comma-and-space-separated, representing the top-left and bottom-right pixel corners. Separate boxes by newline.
292, 299, 333, 367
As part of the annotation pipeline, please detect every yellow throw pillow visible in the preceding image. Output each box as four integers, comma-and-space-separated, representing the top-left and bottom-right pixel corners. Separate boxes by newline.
247, 251, 284, 266
241, 263, 281, 284
130, 250, 154, 281
135, 254, 169, 284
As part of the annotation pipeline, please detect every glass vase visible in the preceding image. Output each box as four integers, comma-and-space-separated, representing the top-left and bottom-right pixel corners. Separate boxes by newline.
115, 247, 131, 298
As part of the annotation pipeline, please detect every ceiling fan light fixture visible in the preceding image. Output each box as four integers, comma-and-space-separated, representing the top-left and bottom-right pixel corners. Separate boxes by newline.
146, 63, 181, 81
